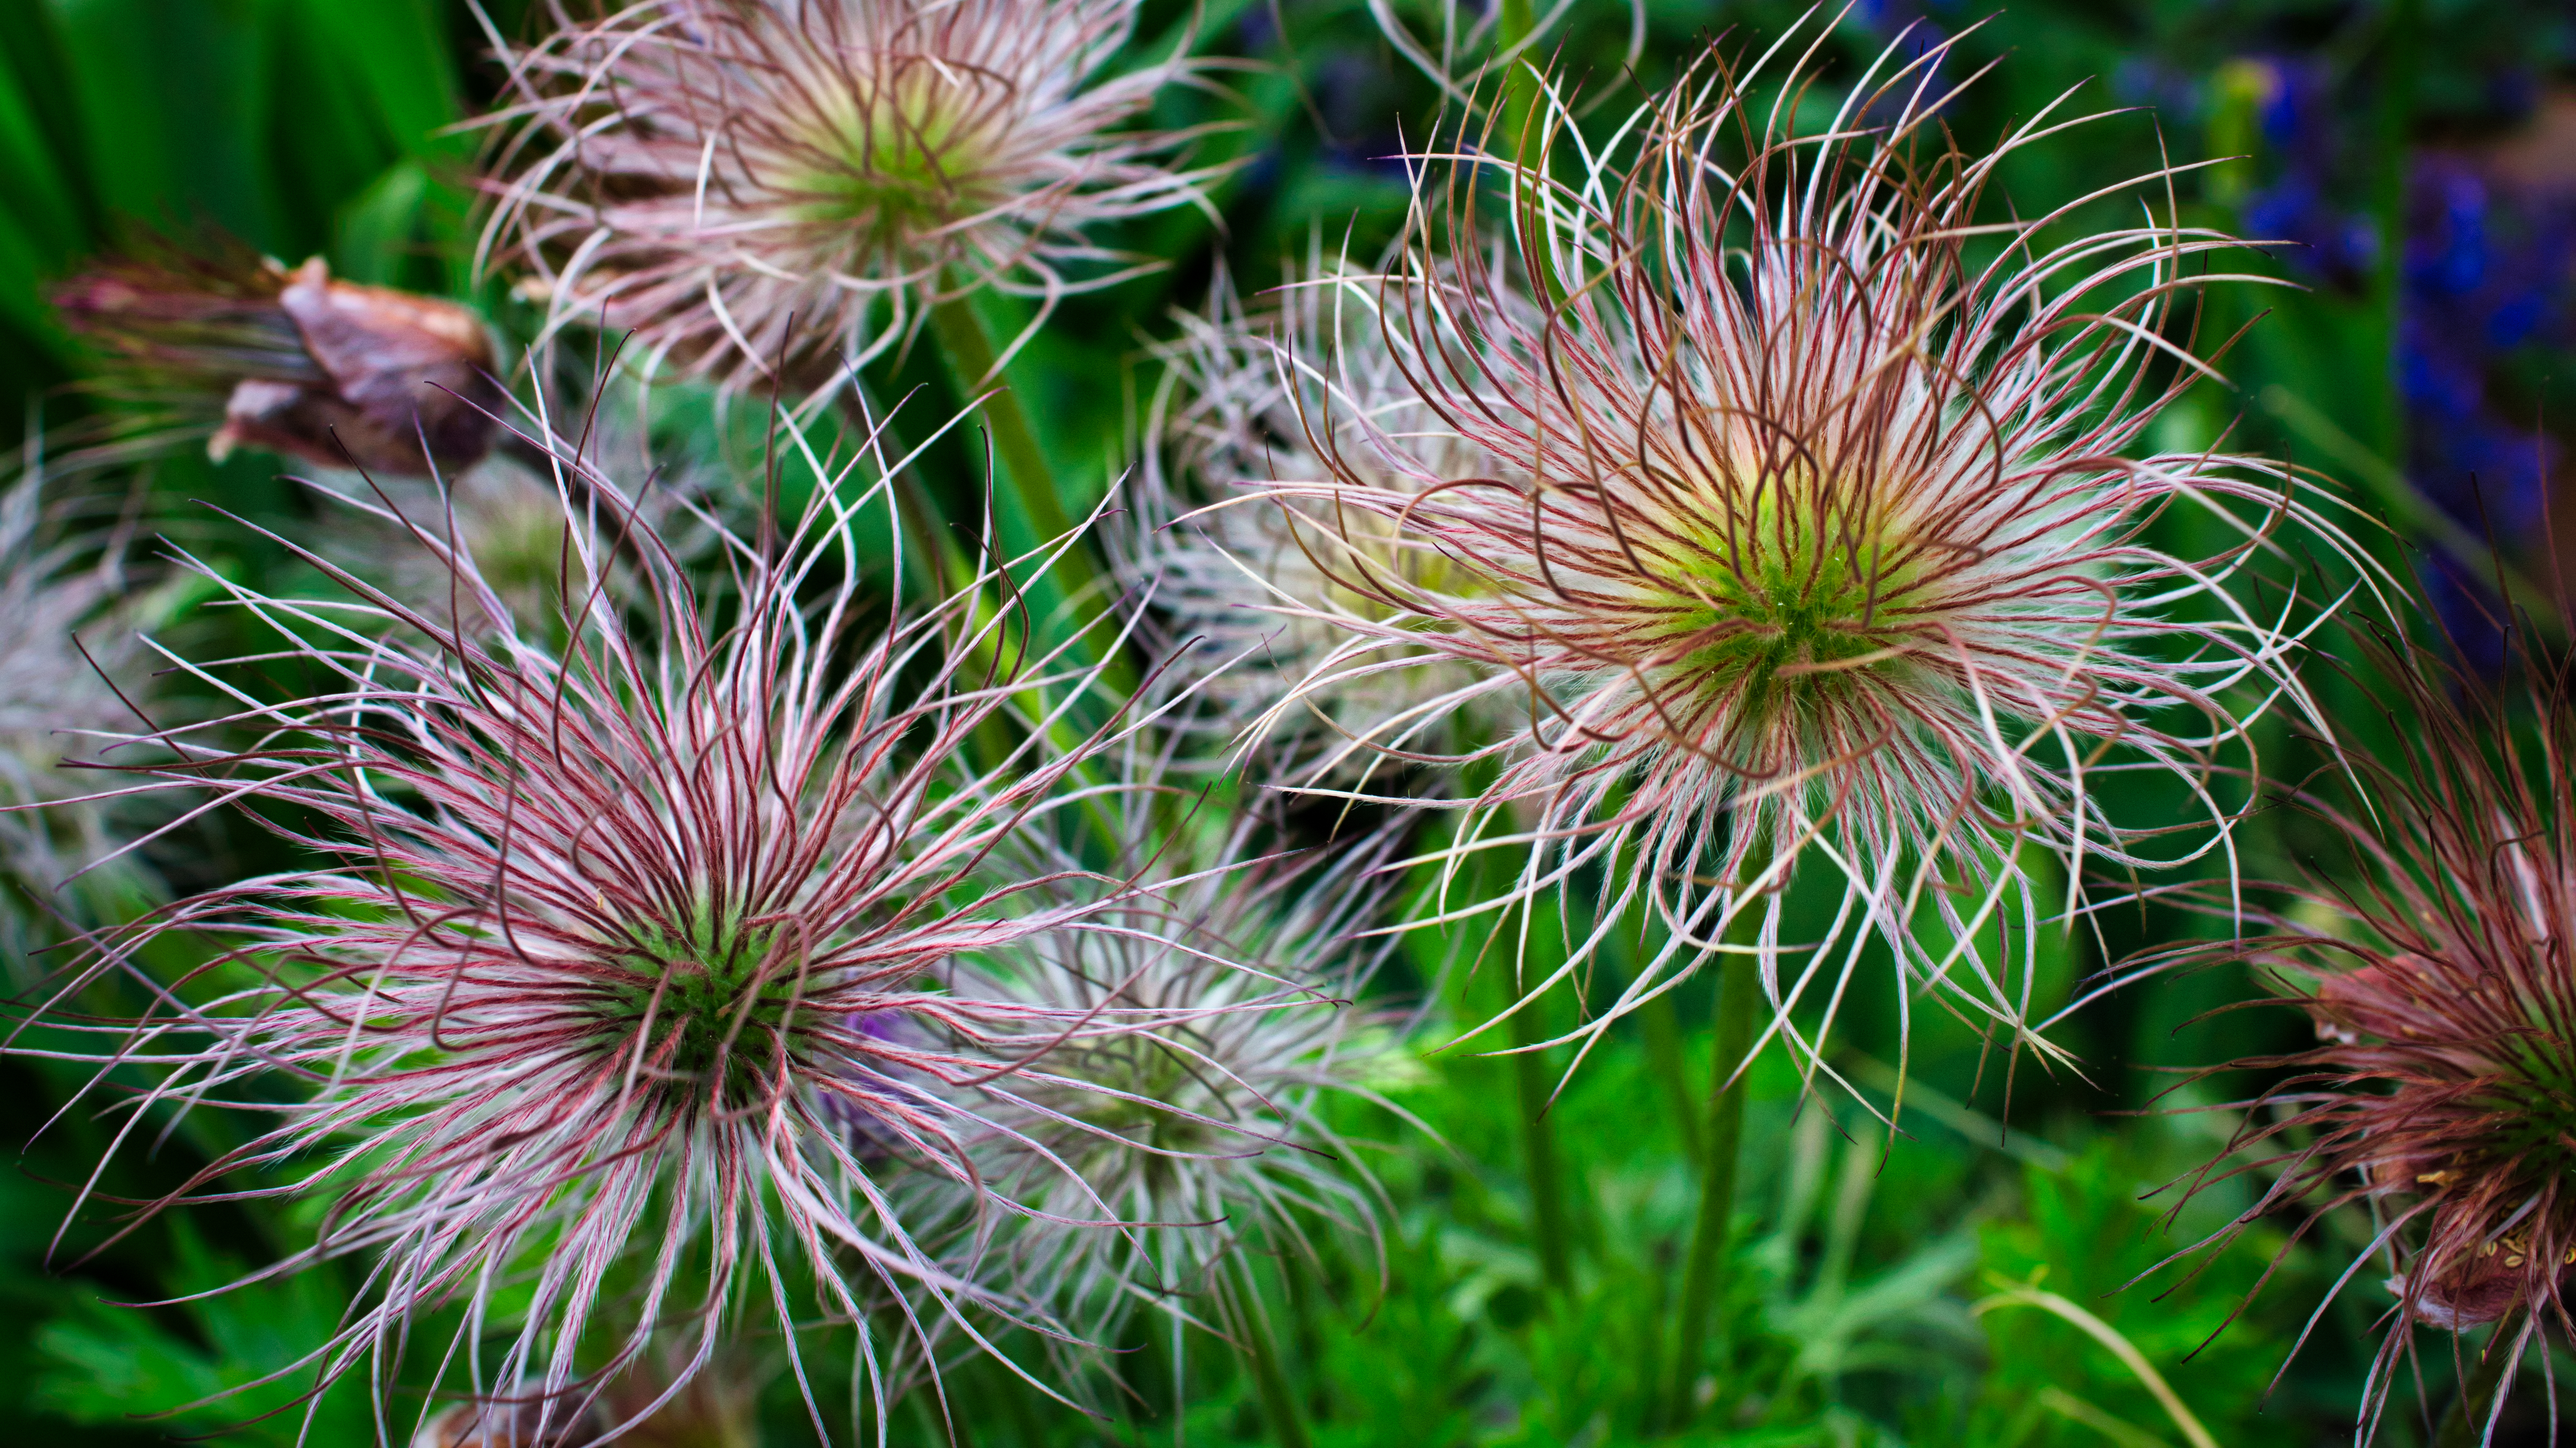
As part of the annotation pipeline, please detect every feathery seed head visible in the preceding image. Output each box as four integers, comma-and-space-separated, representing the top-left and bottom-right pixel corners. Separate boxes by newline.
0, 461, 175, 941
2175, 626, 2576, 1438
1251, 26, 2364, 1083
6, 398, 1221, 1439
54, 237, 500, 475
962, 797, 1406, 1352
1130, 261, 1503, 762
484, 0, 1219, 388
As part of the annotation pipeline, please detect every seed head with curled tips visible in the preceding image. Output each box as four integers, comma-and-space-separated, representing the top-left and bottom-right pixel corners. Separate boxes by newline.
1242, 26, 2371, 1092
482, 0, 1227, 389
2166, 621, 2576, 1443
1, 398, 1266, 1443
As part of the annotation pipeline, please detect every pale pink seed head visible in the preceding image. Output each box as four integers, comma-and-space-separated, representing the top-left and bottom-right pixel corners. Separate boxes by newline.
1127, 258, 1507, 771
1242, 26, 2372, 1086
957, 798, 1408, 1362
481, 0, 1223, 389
8, 398, 1254, 1441
0, 459, 176, 941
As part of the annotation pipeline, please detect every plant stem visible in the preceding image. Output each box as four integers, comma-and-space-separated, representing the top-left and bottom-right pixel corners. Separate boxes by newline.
1660, 830, 1775, 1431
925, 291, 1090, 585
1495, 0, 1540, 160
1242, 1283, 1316, 1448
924, 288, 1140, 721
1640, 989, 1701, 1169
2433, 1309, 2526, 1448
1503, 960, 1575, 1295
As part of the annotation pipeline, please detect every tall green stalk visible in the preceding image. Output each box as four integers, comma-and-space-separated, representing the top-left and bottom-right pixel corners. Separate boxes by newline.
1659, 831, 1775, 1430
1242, 1281, 1317, 1448
1495, 0, 1540, 160
1502, 956, 1575, 1294
1639, 990, 1701, 1170
1483, 3, 1580, 1308
924, 289, 1100, 606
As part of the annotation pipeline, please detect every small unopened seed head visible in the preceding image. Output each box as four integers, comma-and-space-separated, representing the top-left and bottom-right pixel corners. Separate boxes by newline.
1131, 263, 1504, 762
56, 243, 499, 475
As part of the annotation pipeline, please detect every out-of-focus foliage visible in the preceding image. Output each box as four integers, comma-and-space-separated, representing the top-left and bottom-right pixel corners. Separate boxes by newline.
5, 0, 2576, 1444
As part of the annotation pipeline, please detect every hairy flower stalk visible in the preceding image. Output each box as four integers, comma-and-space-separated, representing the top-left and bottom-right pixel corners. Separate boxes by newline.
481, 0, 1220, 390
3, 398, 1249, 1442
1251, 29, 2359, 1090
53, 235, 501, 476
2165, 620, 2576, 1444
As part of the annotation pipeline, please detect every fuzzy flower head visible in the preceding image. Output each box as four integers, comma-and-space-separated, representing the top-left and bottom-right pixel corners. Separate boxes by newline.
2173, 624, 2576, 1442
960, 792, 1407, 1366
1129, 260, 1501, 766
0, 458, 175, 941
10, 401, 1223, 1441
53, 236, 500, 475
486, 0, 1219, 388
1249, 27, 2359, 1084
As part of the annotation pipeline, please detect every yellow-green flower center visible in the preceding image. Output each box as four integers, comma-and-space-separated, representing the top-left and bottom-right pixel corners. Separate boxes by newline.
597, 908, 804, 1101
785, 64, 1003, 246
1638, 484, 1923, 727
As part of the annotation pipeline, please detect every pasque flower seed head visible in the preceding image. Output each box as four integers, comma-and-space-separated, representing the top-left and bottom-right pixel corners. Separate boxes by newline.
1245, 27, 2367, 1088
484, 0, 1223, 389
2171, 621, 2576, 1443
3, 395, 1257, 1442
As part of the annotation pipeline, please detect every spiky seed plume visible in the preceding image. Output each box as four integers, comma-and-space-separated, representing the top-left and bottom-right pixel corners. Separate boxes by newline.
964, 786, 1407, 1369
1245, 26, 2368, 1092
0, 458, 175, 945
2165, 620, 2576, 1444
1128, 259, 1503, 770
3, 395, 1243, 1444
53, 237, 501, 475
482, 0, 1223, 389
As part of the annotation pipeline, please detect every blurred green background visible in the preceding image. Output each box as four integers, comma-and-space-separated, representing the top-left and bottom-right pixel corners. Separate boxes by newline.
5, 1, 2576, 1444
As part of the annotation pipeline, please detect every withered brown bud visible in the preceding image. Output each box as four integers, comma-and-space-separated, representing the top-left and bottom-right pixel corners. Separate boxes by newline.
55, 240, 501, 476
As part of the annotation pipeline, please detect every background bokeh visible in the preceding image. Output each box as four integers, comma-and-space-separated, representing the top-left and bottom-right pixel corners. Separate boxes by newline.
5, 2, 2576, 1443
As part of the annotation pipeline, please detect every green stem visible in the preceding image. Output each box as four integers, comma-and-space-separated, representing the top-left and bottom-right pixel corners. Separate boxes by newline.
1242, 1288, 1316, 1448
1660, 831, 1776, 1431
1503, 963, 1575, 1295
925, 291, 1089, 581
925, 288, 1141, 719
2432, 1310, 2526, 1448
1640, 989, 1701, 1170
1491, 0, 1567, 312
1496, 0, 1540, 161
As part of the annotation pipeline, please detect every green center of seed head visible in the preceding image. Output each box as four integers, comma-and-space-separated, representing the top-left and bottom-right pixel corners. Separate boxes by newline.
1071, 1037, 1220, 1185
599, 909, 804, 1101
2476, 1038, 2576, 1183
1644, 476, 1923, 727
789, 63, 1000, 244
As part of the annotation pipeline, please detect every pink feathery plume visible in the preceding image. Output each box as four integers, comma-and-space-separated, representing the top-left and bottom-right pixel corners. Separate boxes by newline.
477, 0, 1229, 390
2161, 615, 2576, 1445
1235, 22, 2379, 1096
3, 387, 1243, 1444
